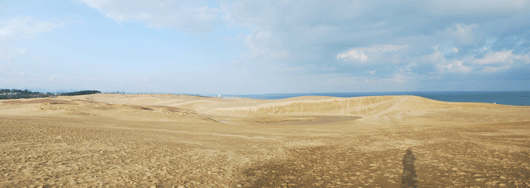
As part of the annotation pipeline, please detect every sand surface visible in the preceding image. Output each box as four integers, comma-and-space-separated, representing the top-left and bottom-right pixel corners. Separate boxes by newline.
1, 94, 529, 187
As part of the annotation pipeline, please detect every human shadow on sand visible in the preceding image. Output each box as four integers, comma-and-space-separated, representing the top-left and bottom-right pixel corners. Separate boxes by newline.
401, 149, 418, 188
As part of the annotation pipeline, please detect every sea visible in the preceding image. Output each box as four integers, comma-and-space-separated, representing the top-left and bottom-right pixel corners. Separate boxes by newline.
211, 91, 530, 106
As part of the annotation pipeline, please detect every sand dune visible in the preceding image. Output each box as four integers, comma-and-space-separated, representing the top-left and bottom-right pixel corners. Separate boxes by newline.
1, 94, 529, 187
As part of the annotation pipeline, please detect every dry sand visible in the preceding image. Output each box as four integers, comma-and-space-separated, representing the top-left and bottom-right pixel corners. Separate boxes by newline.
1, 94, 529, 187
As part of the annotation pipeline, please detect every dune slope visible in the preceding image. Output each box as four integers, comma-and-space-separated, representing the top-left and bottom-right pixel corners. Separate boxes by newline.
1, 94, 529, 187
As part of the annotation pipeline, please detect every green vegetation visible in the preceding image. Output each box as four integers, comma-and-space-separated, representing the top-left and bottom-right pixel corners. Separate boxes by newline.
0, 89, 51, 100
0, 89, 101, 100
61, 90, 101, 96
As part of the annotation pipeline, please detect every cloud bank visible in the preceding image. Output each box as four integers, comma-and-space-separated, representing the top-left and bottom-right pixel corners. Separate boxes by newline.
6, 0, 530, 92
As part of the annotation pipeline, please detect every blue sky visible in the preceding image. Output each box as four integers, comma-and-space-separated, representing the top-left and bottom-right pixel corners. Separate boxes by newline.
1, 0, 530, 94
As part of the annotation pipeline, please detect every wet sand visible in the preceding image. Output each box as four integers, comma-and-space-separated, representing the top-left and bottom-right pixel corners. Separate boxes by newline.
1, 94, 529, 187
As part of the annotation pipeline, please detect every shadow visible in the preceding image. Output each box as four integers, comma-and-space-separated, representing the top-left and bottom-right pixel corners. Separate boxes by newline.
238, 146, 403, 187
401, 149, 418, 188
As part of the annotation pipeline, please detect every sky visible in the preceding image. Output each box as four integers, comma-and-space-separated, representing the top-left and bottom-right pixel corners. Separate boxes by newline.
1, 0, 530, 95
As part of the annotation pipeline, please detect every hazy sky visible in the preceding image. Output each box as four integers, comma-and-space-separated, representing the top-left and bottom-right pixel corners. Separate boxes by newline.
1, 0, 530, 94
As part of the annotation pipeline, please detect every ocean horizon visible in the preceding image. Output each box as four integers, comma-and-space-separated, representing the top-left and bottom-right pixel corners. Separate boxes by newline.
210, 91, 530, 106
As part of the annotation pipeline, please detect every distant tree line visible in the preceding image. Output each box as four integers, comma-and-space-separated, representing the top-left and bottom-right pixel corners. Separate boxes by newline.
0, 89, 40, 95
106, 91, 126, 94
0, 89, 101, 100
61, 90, 101, 96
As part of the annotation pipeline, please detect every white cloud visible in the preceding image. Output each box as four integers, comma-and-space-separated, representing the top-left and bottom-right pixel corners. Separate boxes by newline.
474, 51, 512, 64
421, 48, 472, 73
236, 30, 289, 60
78, 0, 221, 32
445, 23, 478, 46
218, 0, 529, 70
337, 45, 405, 61
473, 50, 530, 65
482, 65, 510, 72
75, 0, 530, 87
221, 1, 370, 63
422, 46, 530, 74
401, 62, 417, 73
337, 50, 367, 61
0, 16, 64, 40
438, 61, 472, 73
